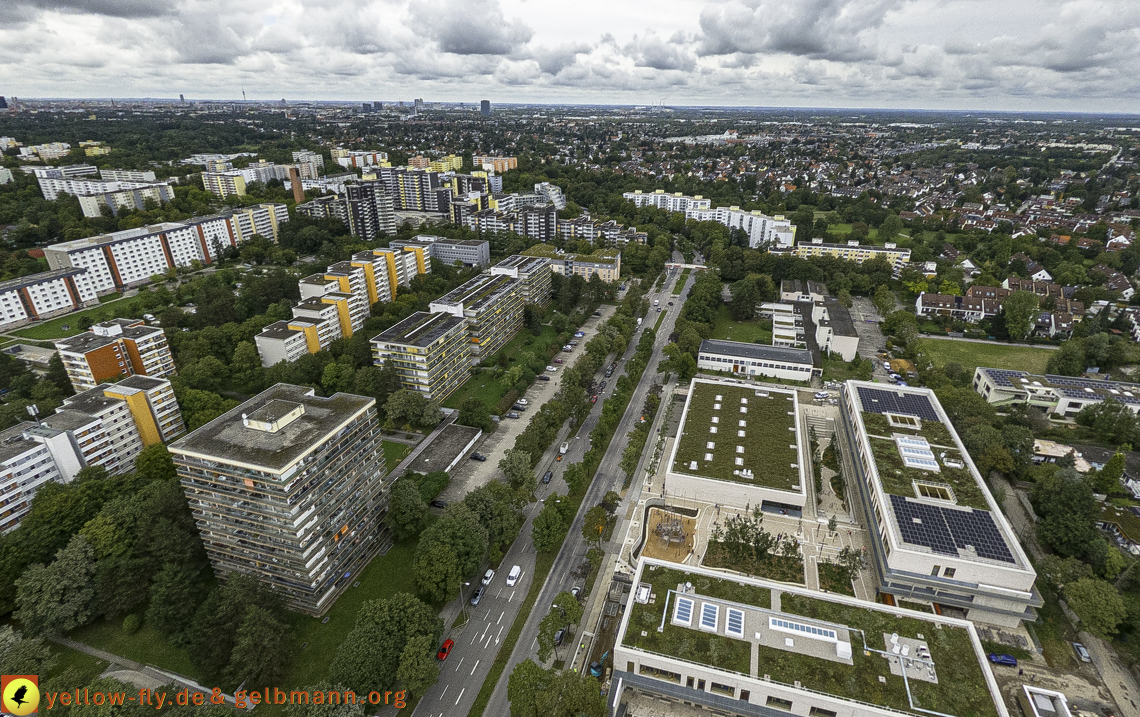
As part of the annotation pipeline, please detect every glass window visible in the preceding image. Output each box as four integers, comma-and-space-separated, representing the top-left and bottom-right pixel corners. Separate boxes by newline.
700, 602, 719, 631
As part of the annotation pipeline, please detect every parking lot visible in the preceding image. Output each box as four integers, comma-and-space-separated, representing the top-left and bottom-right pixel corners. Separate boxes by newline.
433, 304, 618, 505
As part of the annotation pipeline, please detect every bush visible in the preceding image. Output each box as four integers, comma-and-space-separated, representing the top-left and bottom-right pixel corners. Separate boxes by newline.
123, 614, 141, 634
496, 389, 520, 415
413, 471, 450, 502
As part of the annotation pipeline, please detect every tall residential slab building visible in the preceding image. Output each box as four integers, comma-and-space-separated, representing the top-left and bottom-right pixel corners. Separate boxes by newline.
296, 181, 397, 243
0, 376, 184, 534
370, 312, 469, 400
488, 254, 552, 308
429, 273, 522, 362
169, 385, 389, 616
55, 319, 176, 393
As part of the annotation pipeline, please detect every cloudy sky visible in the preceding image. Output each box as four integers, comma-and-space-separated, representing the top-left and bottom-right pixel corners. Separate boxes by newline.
1, 0, 1139, 112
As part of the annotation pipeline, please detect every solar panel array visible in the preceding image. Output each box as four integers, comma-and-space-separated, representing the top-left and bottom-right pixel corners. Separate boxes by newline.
979, 368, 1026, 388
889, 495, 1014, 563
981, 368, 1140, 405
856, 387, 939, 421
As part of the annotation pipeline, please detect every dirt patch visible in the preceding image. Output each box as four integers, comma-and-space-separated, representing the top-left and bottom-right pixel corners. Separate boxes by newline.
641, 507, 697, 563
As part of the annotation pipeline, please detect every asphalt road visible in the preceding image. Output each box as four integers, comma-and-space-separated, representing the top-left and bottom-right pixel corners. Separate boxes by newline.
480, 266, 695, 716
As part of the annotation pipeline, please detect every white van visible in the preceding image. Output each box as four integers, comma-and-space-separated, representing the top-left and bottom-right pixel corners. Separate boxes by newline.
506, 565, 522, 586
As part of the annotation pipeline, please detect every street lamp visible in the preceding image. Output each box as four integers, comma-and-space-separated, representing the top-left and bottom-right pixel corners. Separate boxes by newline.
457, 579, 472, 627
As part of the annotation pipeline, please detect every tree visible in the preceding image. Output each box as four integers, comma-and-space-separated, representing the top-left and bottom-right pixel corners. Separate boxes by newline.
412, 504, 488, 601
1035, 555, 1095, 590
463, 482, 522, 557
384, 390, 441, 427
457, 396, 493, 432
1097, 453, 1126, 495
508, 659, 551, 717
396, 634, 439, 697
135, 443, 177, 482
387, 479, 429, 542
562, 462, 588, 495
830, 546, 867, 584
1065, 578, 1127, 637
410, 537, 461, 603
46, 352, 75, 397
499, 449, 535, 494
15, 534, 96, 636
146, 563, 200, 641
537, 591, 584, 661
532, 500, 569, 553
227, 605, 291, 688
1002, 291, 1039, 341
1033, 469, 1100, 559
328, 593, 442, 694
872, 284, 895, 317
582, 506, 607, 549
877, 213, 903, 244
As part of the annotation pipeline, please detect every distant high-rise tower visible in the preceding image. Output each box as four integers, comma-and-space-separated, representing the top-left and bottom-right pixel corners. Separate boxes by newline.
374, 102, 382, 111
480, 100, 490, 116
362, 102, 372, 113
414, 98, 424, 111
179, 94, 184, 103
0, 97, 8, 109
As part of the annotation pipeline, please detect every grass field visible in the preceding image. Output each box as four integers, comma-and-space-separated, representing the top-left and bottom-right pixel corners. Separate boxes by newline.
11, 297, 136, 340
70, 621, 201, 679
382, 440, 412, 473
442, 324, 558, 410
708, 304, 772, 345
918, 337, 1054, 375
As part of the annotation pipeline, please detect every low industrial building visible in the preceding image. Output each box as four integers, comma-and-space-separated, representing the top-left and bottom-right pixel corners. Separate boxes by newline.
389, 235, 491, 267
839, 381, 1039, 626
666, 378, 807, 511
613, 558, 1008, 717
696, 339, 814, 382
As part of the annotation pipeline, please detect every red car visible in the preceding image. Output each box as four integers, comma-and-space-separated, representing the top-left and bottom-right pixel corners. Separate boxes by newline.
437, 639, 454, 661
591, 394, 598, 404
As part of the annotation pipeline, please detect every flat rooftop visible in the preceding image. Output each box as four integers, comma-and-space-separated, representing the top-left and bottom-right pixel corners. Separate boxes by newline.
671, 379, 801, 491
403, 424, 481, 476
976, 367, 1140, 406
621, 560, 1001, 717
45, 223, 185, 252
848, 382, 1023, 566
430, 273, 516, 313
372, 311, 466, 348
0, 267, 85, 293
168, 384, 375, 474
522, 243, 620, 264
699, 338, 813, 365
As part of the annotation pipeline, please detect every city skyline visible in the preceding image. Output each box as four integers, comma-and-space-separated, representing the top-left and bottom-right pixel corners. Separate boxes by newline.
0, 0, 1138, 112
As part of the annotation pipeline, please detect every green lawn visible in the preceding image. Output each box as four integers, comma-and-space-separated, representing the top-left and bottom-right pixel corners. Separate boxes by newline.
11, 297, 136, 340
671, 268, 691, 295
69, 621, 200, 679
48, 642, 112, 683
708, 304, 772, 345
917, 337, 1054, 375
442, 324, 558, 410
382, 440, 412, 473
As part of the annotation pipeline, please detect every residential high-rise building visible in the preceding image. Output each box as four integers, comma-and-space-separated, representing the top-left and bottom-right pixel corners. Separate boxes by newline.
0, 97, 8, 110
533, 182, 567, 209
489, 254, 552, 308
331, 149, 388, 169
471, 156, 517, 173
0, 268, 97, 330
99, 169, 158, 182
345, 180, 397, 240
429, 274, 522, 362
372, 167, 451, 213
0, 375, 184, 534
361, 103, 372, 113
291, 150, 325, 180
170, 384, 390, 616
54, 319, 176, 393
370, 312, 469, 400
36, 175, 176, 218
480, 100, 490, 116
203, 161, 293, 198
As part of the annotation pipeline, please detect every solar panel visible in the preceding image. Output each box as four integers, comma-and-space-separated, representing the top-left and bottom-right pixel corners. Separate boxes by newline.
857, 387, 939, 421
701, 603, 719, 630
889, 495, 1014, 563
674, 596, 693, 625
726, 608, 744, 638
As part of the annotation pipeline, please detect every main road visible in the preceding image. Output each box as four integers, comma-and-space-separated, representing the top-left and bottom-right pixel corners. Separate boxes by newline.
479, 262, 696, 716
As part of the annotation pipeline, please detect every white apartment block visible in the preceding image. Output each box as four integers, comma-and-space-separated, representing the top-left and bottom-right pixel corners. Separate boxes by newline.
19, 142, 71, 160
623, 189, 712, 213
332, 149, 388, 169
291, 150, 325, 179
533, 182, 567, 210
43, 208, 287, 293
203, 161, 293, 198
0, 168, 13, 185
686, 206, 796, 248
99, 168, 157, 182
76, 183, 176, 218
0, 376, 184, 534
793, 239, 912, 270
30, 164, 99, 179
0, 268, 97, 330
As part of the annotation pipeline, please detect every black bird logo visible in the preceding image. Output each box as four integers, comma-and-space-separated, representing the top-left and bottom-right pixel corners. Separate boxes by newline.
10, 685, 28, 707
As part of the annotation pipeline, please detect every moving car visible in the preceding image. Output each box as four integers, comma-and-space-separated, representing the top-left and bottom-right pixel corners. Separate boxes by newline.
470, 587, 485, 606
1073, 642, 1091, 663
430, 499, 448, 509
542, 470, 553, 484
437, 639, 454, 661
470, 453, 487, 462
507, 565, 522, 586
482, 568, 495, 585
987, 654, 1017, 667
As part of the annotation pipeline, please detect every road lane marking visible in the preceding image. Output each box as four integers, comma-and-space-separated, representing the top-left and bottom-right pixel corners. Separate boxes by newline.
455, 688, 465, 705
509, 590, 516, 602
471, 660, 480, 675
497, 611, 504, 625
455, 657, 463, 671
438, 685, 448, 700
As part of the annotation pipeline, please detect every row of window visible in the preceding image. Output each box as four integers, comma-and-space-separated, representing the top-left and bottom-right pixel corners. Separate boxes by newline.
634, 663, 838, 716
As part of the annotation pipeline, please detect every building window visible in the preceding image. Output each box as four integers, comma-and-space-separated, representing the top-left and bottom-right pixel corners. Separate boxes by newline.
639, 665, 681, 684
943, 567, 956, 578
710, 682, 735, 698
931, 565, 940, 576
810, 708, 838, 717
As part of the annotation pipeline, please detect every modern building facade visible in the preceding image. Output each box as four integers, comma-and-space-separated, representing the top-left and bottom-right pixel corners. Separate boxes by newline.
839, 380, 1039, 626
696, 339, 815, 382
370, 311, 470, 400
390, 235, 491, 267
429, 273, 523, 362
0, 268, 98, 330
170, 384, 390, 616
55, 319, 176, 393
0, 375, 184, 534
488, 254, 552, 308
972, 367, 1140, 418
793, 239, 911, 270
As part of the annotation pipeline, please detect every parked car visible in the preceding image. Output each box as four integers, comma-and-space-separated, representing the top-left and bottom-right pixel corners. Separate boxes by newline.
546, 366, 557, 372
667, 301, 674, 306
430, 499, 448, 509
437, 639, 454, 661
604, 368, 613, 377
470, 452, 487, 462
814, 391, 829, 399
470, 587, 485, 606
1073, 642, 1092, 663
554, 629, 565, 646
591, 394, 598, 404
506, 412, 520, 419
537, 375, 551, 381
987, 654, 1017, 667
517, 398, 529, 406
542, 470, 553, 484
592, 311, 601, 316
482, 568, 495, 586
507, 564, 522, 586
600, 381, 607, 389
554, 358, 564, 364
513, 403, 527, 412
